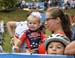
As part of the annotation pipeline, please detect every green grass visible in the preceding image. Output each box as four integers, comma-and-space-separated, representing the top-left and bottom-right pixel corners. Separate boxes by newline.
0, 8, 75, 53
0, 9, 29, 22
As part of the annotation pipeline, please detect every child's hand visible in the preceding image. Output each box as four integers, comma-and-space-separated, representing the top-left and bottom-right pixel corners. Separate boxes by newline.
13, 46, 21, 53
10, 37, 14, 46
25, 48, 31, 53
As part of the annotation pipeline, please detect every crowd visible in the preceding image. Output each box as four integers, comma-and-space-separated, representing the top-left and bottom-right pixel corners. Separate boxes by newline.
16, 0, 75, 11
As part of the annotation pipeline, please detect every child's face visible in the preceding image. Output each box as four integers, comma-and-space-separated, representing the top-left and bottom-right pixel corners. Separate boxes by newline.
27, 16, 40, 31
47, 42, 65, 55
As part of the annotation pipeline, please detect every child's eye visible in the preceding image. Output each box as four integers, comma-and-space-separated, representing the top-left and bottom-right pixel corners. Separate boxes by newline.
29, 22, 32, 24
57, 46, 62, 49
33, 23, 36, 24
49, 46, 53, 48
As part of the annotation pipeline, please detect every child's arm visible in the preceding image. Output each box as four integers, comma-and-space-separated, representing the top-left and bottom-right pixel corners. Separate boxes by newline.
14, 32, 26, 53
14, 39, 22, 52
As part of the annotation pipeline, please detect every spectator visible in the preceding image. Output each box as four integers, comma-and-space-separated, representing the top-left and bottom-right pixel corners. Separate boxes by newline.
47, 0, 52, 8
0, 45, 3, 53
64, 41, 75, 55
6, 21, 29, 53
14, 12, 47, 54
45, 7, 72, 40
0, 21, 4, 45
72, 24, 75, 40
44, 34, 70, 54
44, 0, 48, 10
70, 0, 75, 8
6, 21, 28, 39
20, 0, 26, 8
64, 1, 70, 9
0, 21, 5, 53
65, 16, 75, 55
70, 15, 75, 40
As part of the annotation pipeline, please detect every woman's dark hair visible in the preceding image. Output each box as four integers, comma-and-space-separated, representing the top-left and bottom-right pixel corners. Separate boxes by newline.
46, 7, 72, 41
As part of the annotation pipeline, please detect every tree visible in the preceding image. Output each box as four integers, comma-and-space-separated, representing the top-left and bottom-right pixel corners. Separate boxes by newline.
0, 0, 18, 11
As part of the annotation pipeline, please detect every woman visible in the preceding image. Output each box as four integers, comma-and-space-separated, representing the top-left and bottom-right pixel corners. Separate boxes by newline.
45, 7, 72, 40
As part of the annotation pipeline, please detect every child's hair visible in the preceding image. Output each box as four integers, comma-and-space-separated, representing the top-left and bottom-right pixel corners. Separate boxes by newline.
46, 7, 72, 41
44, 34, 70, 51
27, 11, 42, 23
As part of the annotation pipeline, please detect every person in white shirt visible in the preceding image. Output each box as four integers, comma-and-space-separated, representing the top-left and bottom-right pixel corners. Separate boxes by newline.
6, 21, 29, 53
7, 21, 28, 38
20, 0, 26, 8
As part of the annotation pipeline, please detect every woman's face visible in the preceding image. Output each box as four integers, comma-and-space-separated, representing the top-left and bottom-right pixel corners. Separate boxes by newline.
47, 42, 65, 55
45, 12, 57, 31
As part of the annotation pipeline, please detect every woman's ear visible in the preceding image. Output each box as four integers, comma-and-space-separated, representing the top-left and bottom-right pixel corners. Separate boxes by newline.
56, 17, 61, 24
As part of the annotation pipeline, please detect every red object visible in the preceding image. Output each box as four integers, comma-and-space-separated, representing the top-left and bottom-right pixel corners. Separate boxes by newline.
38, 43, 46, 54
19, 30, 47, 54
70, 16, 74, 23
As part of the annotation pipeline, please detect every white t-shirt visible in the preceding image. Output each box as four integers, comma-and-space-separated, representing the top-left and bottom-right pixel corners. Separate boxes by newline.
15, 21, 29, 38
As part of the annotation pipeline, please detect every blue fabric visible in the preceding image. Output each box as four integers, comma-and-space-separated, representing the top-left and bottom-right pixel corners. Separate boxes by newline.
0, 54, 74, 58
36, 2, 44, 8
28, 2, 44, 8
72, 26, 75, 40
41, 13, 46, 22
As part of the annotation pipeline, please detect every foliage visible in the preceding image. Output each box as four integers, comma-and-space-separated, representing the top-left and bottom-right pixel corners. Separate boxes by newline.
0, 0, 17, 11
